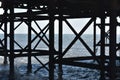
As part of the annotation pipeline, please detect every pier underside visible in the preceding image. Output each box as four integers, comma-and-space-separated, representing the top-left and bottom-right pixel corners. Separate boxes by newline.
0, 0, 119, 80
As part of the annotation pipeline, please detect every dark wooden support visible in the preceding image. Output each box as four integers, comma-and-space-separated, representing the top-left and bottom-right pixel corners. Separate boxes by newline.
27, 1, 32, 73
109, 13, 117, 80
9, 1, 15, 80
55, 60, 101, 70
98, 1, 106, 79
48, 0, 55, 80
100, 13, 106, 80
34, 21, 49, 42
23, 22, 49, 50
49, 15, 55, 80
109, 3, 117, 80
58, 6, 63, 80
3, 7, 8, 64
93, 18, 97, 55
109, 7, 117, 80
63, 18, 100, 64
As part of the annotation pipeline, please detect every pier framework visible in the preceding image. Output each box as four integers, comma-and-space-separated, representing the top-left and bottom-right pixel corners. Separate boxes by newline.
0, 0, 120, 80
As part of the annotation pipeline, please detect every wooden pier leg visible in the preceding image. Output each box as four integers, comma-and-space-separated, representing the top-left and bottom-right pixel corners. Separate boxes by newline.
98, 1, 106, 79
109, 1, 117, 80
27, 17, 32, 73
9, 3, 15, 80
109, 10, 117, 80
48, 0, 55, 80
100, 14, 106, 80
58, 13, 63, 80
3, 8, 8, 64
27, 3, 32, 73
93, 18, 96, 58
49, 16, 55, 80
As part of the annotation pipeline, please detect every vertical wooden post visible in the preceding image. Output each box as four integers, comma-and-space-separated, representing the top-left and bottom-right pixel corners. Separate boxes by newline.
9, 1, 15, 80
58, 8, 63, 80
98, 0, 106, 79
93, 18, 96, 55
109, 0, 117, 80
3, 8, 8, 64
49, 15, 55, 80
100, 14, 106, 80
48, 0, 55, 80
109, 12, 117, 80
27, 0, 32, 73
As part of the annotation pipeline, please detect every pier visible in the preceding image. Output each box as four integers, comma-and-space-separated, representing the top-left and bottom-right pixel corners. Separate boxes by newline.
0, 0, 119, 80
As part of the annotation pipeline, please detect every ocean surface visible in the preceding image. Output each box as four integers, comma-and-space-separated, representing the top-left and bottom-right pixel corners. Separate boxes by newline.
0, 34, 119, 80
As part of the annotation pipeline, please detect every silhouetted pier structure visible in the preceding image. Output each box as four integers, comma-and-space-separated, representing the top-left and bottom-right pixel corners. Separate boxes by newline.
0, 0, 119, 80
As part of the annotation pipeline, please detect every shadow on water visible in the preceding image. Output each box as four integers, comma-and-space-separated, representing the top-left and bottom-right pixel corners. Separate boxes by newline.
0, 63, 100, 80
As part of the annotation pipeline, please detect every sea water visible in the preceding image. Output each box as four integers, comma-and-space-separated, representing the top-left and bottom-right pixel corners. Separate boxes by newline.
0, 34, 119, 80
